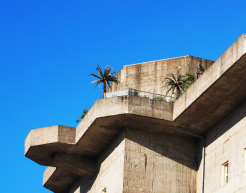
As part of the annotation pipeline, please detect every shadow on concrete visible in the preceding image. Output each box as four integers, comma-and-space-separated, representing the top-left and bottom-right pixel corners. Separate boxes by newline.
125, 128, 199, 171
69, 130, 125, 193
205, 98, 246, 147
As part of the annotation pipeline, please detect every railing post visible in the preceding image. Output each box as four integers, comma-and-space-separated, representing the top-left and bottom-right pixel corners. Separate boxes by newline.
129, 88, 132, 95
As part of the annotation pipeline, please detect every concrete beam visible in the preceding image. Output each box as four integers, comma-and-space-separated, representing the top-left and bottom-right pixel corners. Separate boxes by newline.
25, 97, 174, 165
52, 153, 97, 179
43, 167, 79, 193
173, 33, 246, 135
75, 96, 175, 156
25, 125, 85, 166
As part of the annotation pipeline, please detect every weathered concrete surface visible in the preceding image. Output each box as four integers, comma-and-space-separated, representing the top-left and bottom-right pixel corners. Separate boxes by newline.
75, 95, 174, 157
25, 96, 174, 163
25, 97, 174, 192
25, 125, 86, 166
43, 167, 79, 193
69, 130, 125, 193
174, 34, 246, 135
52, 153, 97, 179
69, 129, 198, 193
201, 98, 246, 193
123, 129, 198, 193
110, 55, 214, 95
25, 125, 79, 165
196, 138, 205, 193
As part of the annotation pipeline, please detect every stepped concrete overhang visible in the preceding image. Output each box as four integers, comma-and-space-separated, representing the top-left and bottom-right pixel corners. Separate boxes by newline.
25, 96, 173, 164
25, 96, 174, 192
174, 33, 246, 135
24, 33, 246, 193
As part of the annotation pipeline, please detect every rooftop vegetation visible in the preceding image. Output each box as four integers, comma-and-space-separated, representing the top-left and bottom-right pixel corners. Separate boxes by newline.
89, 65, 120, 97
163, 70, 195, 99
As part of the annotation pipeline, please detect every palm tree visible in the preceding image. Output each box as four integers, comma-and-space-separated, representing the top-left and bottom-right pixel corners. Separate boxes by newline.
185, 73, 196, 86
76, 108, 89, 123
162, 69, 190, 99
90, 65, 120, 98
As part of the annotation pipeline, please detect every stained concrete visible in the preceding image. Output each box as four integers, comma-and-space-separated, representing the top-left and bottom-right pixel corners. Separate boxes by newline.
110, 55, 214, 95
43, 167, 79, 193
25, 96, 174, 164
69, 129, 198, 193
25, 125, 81, 166
202, 98, 246, 193
52, 153, 97, 179
123, 129, 198, 193
174, 34, 246, 135
68, 130, 126, 193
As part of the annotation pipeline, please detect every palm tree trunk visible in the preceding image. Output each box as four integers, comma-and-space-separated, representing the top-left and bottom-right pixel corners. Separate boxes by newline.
176, 88, 179, 99
103, 82, 106, 98
176, 93, 179, 99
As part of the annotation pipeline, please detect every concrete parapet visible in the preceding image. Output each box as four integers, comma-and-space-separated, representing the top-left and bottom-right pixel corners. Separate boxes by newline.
174, 33, 246, 135
109, 55, 214, 94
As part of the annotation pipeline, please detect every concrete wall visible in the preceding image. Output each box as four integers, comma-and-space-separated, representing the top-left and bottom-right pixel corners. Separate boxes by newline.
69, 130, 125, 193
110, 56, 214, 95
196, 138, 204, 193
124, 129, 198, 193
69, 128, 199, 193
203, 99, 246, 193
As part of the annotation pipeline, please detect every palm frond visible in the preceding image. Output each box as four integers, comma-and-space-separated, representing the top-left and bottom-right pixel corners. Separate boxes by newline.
163, 70, 193, 98
96, 65, 104, 78
89, 73, 101, 79
90, 79, 102, 85
166, 86, 174, 95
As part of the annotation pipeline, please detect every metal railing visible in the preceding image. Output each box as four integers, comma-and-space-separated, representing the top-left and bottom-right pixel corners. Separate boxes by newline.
101, 89, 176, 103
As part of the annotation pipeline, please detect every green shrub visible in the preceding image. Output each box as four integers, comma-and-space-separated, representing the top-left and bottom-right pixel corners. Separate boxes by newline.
143, 95, 149, 99
132, 89, 139, 96
76, 108, 89, 123
154, 96, 166, 102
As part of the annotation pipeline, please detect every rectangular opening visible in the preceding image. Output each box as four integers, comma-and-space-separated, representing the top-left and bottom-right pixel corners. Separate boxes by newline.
221, 161, 229, 186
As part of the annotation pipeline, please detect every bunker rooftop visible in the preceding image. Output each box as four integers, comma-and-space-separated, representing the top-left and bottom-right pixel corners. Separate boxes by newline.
25, 34, 246, 193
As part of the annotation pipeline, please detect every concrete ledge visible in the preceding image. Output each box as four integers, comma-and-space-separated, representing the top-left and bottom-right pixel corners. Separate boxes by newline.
174, 33, 246, 135
25, 125, 83, 165
76, 95, 173, 143
25, 98, 174, 165
26, 97, 174, 192
75, 95, 174, 156
43, 167, 79, 193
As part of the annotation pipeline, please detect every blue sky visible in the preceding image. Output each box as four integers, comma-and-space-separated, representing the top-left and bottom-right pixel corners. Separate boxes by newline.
0, 0, 246, 192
